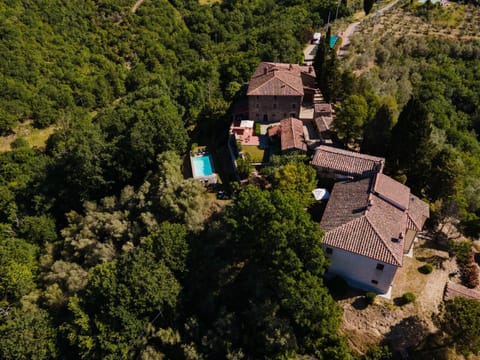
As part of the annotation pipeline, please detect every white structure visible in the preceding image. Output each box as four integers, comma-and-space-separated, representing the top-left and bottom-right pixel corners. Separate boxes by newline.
312, 32, 321, 44
312, 188, 330, 201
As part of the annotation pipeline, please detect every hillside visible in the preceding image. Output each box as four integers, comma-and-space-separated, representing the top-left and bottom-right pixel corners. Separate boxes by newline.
0, 0, 479, 358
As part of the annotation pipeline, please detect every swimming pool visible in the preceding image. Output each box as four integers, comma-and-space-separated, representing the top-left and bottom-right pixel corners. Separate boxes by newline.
192, 155, 214, 177
329, 36, 339, 49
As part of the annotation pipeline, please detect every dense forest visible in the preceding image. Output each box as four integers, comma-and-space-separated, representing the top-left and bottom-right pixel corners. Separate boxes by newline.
0, 0, 356, 358
1, 0, 480, 358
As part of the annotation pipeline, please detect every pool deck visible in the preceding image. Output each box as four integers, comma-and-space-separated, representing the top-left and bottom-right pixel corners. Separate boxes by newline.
190, 152, 218, 185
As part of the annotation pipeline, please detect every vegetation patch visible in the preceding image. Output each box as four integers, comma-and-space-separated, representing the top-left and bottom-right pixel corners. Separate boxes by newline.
402, 292, 416, 304
241, 145, 265, 163
418, 263, 433, 274
365, 292, 376, 305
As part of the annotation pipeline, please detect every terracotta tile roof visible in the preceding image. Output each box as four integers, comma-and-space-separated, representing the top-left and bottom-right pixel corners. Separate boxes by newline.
320, 177, 405, 265
247, 62, 315, 96
311, 145, 385, 178
268, 125, 281, 138
444, 282, 480, 301
315, 116, 334, 133
314, 103, 333, 116
373, 173, 411, 210
406, 194, 430, 231
280, 117, 306, 152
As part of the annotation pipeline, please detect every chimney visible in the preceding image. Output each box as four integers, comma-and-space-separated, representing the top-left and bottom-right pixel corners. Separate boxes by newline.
289, 63, 293, 71
264, 67, 268, 75
308, 65, 313, 73
399, 232, 404, 240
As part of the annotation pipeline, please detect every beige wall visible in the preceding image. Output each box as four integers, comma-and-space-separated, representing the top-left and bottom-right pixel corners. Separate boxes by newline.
248, 95, 302, 123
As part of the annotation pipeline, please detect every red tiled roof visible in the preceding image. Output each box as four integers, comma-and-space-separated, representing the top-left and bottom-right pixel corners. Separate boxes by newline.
315, 116, 334, 133
444, 282, 480, 301
406, 194, 430, 231
311, 146, 385, 178
268, 125, 281, 138
320, 177, 405, 266
247, 62, 315, 96
374, 173, 410, 210
280, 117, 306, 152
315, 103, 333, 116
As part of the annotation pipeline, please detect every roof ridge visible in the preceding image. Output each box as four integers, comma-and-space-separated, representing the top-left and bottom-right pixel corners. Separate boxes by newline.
319, 146, 385, 161
365, 213, 402, 266
254, 75, 303, 95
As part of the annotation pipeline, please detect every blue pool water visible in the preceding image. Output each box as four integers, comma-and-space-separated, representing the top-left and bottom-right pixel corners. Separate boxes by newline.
329, 36, 339, 49
192, 155, 214, 177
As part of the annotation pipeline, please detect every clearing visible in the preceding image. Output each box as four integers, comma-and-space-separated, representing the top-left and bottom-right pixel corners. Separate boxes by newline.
0, 121, 56, 152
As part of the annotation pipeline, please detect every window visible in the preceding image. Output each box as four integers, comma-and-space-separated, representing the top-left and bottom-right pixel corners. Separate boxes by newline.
274, 95, 277, 100
256, 103, 259, 108
273, 103, 277, 109
376, 263, 384, 271
291, 103, 296, 109
371, 280, 378, 285
290, 112, 296, 118
325, 247, 333, 255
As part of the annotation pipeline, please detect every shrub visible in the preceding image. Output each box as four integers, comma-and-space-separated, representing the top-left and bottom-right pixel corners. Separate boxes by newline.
461, 263, 479, 289
449, 240, 471, 265
418, 263, 433, 274
365, 292, 376, 305
11, 137, 29, 149
402, 292, 416, 304
254, 122, 261, 136
190, 142, 198, 153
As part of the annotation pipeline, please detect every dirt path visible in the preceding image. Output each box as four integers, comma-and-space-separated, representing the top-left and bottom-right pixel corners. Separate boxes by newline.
131, 0, 145, 13
338, 0, 401, 59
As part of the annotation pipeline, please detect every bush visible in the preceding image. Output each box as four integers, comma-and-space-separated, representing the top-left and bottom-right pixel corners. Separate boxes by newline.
402, 292, 416, 304
418, 263, 433, 274
365, 292, 376, 305
449, 240, 471, 265
11, 137, 29, 149
461, 263, 479, 289
254, 122, 261, 136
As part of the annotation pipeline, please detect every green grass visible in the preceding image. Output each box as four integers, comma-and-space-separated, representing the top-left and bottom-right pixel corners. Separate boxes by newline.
199, 0, 222, 4
0, 122, 57, 152
242, 146, 265, 163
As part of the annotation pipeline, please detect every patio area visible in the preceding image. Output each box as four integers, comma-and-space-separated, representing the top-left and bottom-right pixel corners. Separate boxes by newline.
230, 120, 260, 146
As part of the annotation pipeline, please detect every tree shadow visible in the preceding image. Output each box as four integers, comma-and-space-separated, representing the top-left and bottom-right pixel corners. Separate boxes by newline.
351, 296, 368, 310
382, 316, 431, 355
325, 276, 363, 301
416, 255, 448, 270
393, 296, 408, 307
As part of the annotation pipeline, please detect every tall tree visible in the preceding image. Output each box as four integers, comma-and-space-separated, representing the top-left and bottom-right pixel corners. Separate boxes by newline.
387, 97, 436, 194
362, 103, 396, 156
189, 186, 351, 358
363, 0, 375, 14
438, 297, 480, 356
333, 94, 369, 145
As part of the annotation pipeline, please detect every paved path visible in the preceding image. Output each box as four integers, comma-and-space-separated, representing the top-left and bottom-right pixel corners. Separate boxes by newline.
131, 0, 146, 13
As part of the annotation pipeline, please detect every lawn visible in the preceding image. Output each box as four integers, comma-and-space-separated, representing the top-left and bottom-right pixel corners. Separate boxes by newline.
242, 145, 265, 163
